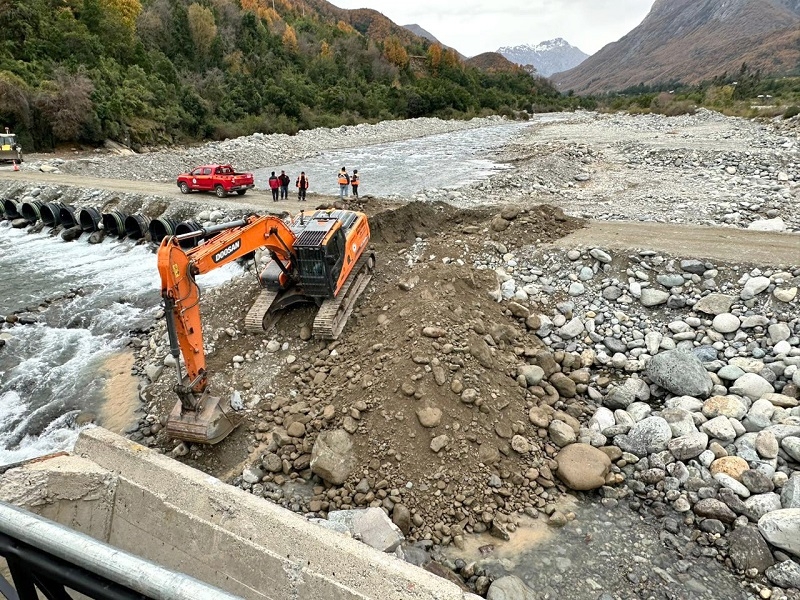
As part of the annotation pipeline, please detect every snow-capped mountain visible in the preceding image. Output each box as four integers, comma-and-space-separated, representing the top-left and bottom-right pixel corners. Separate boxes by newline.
497, 38, 588, 77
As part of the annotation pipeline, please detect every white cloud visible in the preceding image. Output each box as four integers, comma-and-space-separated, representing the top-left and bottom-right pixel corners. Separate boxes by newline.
329, 0, 655, 56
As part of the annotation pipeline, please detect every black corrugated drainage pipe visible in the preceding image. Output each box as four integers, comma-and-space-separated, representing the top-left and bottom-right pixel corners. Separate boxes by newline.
102, 211, 128, 238
174, 220, 203, 248
78, 207, 102, 232
2, 199, 20, 220
58, 205, 78, 228
124, 214, 151, 240
40, 202, 66, 227
20, 200, 44, 223
148, 217, 179, 244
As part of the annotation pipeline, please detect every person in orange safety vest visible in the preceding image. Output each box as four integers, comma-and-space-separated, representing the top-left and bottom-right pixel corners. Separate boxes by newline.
337, 167, 350, 199
350, 169, 360, 199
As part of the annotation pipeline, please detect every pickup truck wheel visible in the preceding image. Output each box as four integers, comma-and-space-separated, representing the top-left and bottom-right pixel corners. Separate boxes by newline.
179, 182, 190, 194
215, 185, 227, 198
236, 190, 246, 196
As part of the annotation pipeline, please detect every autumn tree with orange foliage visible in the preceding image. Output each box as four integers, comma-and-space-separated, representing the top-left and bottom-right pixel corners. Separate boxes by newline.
320, 41, 333, 59
283, 25, 298, 52
100, 0, 141, 29
427, 44, 442, 72
384, 37, 409, 69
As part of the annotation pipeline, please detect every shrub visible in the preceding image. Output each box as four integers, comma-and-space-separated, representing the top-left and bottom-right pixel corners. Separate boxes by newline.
658, 101, 697, 116
784, 105, 800, 119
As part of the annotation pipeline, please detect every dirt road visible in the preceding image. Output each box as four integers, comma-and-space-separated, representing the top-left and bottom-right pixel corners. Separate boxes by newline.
0, 169, 329, 214
553, 220, 800, 266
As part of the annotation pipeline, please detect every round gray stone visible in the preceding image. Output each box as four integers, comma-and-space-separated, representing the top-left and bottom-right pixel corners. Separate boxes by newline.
712, 313, 741, 333
646, 349, 713, 398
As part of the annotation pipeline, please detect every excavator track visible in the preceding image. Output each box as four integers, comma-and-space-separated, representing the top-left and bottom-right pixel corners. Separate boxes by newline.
313, 252, 375, 340
244, 289, 280, 334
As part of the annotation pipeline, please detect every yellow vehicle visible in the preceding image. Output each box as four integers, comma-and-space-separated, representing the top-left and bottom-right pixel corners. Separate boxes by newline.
1, 128, 23, 163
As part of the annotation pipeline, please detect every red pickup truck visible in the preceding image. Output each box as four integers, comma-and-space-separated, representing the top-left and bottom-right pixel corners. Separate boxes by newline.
176, 164, 255, 198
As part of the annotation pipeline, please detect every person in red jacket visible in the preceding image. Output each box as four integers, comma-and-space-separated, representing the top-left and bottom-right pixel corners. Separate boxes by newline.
268, 171, 280, 201
296, 171, 309, 201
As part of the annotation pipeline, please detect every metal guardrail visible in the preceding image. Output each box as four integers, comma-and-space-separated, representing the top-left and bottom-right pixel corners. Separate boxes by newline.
0, 501, 242, 600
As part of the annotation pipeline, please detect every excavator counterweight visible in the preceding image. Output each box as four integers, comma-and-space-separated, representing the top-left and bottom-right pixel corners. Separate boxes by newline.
157, 209, 374, 444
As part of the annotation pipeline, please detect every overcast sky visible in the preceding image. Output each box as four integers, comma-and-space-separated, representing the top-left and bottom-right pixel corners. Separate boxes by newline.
330, 0, 656, 57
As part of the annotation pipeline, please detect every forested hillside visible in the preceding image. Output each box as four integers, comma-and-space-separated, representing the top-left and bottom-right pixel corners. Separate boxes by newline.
0, 0, 578, 151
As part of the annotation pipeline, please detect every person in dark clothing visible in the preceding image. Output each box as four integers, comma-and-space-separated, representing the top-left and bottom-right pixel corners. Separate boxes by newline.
278, 170, 290, 200
268, 171, 280, 201
296, 171, 309, 201
350, 169, 360, 199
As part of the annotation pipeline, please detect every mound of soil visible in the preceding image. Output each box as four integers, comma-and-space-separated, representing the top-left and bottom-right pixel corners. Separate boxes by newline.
142, 201, 587, 543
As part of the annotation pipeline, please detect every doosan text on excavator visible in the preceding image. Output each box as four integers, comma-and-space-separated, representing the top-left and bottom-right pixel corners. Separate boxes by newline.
157, 209, 375, 444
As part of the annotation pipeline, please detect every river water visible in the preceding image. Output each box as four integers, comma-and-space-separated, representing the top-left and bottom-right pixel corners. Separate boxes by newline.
0, 117, 560, 466
252, 120, 548, 197
0, 226, 241, 465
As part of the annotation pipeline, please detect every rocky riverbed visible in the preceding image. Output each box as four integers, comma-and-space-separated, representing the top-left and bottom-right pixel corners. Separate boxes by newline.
2, 109, 799, 599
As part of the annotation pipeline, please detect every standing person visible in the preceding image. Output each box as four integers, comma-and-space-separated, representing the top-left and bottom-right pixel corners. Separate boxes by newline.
279, 170, 290, 200
350, 169, 360, 199
337, 167, 350, 199
296, 171, 309, 201
268, 171, 280, 201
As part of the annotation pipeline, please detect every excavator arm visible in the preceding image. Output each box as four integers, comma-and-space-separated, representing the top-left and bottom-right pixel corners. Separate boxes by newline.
157, 214, 298, 409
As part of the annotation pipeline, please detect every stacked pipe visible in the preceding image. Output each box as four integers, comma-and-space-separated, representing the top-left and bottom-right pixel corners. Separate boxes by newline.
1, 207, 226, 249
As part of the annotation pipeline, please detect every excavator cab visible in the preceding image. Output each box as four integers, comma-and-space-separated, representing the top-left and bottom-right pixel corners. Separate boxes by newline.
259, 212, 349, 297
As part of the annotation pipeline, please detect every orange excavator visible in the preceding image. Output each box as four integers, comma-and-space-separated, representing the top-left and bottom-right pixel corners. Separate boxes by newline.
157, 209, 374, 444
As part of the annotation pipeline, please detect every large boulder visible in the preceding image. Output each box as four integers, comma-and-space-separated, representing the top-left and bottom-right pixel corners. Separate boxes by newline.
731, 373, 774, 401
694, 293, 734, 316
327, 508, 404, 552
758, 509, 800, 558
646, 350, 713, 398
555, 443, 611, 491
487, 575, 537, 600
728, 526, 775, 573
766, 560, 800, 590
310, 429, 356, 485
614, 416, 673, 457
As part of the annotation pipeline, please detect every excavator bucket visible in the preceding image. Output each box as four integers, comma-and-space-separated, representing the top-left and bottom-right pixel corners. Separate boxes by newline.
165, 393, 240, 445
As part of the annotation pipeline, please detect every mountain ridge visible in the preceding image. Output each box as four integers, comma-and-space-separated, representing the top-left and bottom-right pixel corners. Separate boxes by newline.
553, 0, 800, 94
497, 38, 588, 77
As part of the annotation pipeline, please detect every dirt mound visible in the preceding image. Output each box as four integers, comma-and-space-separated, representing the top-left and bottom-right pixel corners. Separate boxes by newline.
369, 201, 582, 249
141, 199, 589, 545
369, 201, 492, 244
